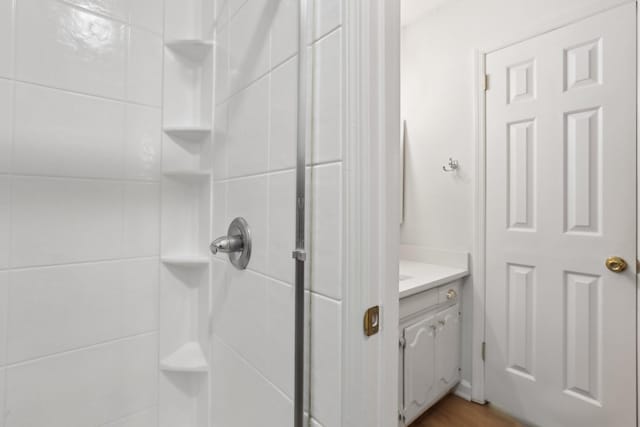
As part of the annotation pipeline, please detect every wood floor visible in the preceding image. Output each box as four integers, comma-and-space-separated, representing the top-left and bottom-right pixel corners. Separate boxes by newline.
409, 394, 523, 427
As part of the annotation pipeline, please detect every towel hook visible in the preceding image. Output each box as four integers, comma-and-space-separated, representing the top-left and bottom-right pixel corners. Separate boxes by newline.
442, 158, 459, 172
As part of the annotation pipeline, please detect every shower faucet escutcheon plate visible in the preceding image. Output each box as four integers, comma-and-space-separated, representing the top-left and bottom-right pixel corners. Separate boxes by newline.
210, 217, 252, 270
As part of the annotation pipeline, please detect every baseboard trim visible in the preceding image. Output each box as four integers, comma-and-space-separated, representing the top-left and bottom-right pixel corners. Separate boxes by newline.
454, 380, 472, 401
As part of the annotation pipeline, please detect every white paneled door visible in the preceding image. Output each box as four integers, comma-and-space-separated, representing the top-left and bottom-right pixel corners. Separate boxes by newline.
485, 4, 636, 426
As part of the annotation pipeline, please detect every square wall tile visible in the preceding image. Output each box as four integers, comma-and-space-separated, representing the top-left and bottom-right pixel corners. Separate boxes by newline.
229, 0, 271, 92
11, 177, 123, 267
314, 0, 341, 40
127, 28, 163, 106
310, 293, 342, 427
63, 0, 128, 22
0, 80, 13, 173
7, 259, 157, 363
202, 0, 216, 40
123, 182, 160, 257
227, 76, 269, 177
212, 182, 227, 251
103, 407, 158, 427
5, 334, 157, 426
0, 177, 8, 269
264, 279, 295, 396
8, 262, 123, 362
0, 272, 7, 366
270, 0, 298, 68
13, 83, 125, 179
16, 0, 127, 99
213, 103, 229, 180
0, 368, 5, 427
212, 267, 268, 374
313, 28, 342, 164
129, 0, 163, 34
310, 163, 342, 300
121, 258, 159, 336
269, 57, 297, 171
267, 170, 295, 284
0, 0, 14, 78
215, 25, 230, 104
125, 104, 161, 180
226, 0, 248, 21
211, 336, 292, 427
227, 175, 268, 273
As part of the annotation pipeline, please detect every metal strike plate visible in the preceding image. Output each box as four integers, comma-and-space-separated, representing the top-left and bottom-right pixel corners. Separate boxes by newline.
364, 306, 380, 337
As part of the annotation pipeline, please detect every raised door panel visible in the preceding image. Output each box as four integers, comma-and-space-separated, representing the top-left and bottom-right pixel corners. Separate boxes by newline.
403, 316, 436, 424
485, 4, 636, 426
564, 272, 601, 405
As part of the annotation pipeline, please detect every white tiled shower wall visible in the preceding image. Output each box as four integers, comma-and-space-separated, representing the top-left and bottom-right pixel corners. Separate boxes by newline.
0, 0, 345, 425
211, 0, 344, 426
0, 0, 163, 425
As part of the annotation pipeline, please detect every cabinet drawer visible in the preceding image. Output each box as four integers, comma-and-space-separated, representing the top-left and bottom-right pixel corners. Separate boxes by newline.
400, 288, 438, 320
438, 281, 461, 304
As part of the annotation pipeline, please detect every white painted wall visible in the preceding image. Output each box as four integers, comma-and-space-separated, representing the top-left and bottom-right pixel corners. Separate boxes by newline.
401, 0, 631, 388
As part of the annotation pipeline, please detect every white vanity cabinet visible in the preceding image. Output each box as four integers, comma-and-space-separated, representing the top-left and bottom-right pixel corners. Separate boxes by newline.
399, 281, 461, 426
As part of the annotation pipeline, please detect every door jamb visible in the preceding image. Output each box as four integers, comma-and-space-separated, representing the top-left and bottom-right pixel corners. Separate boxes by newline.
342, 0, 401, 426
472, 0, 639, 406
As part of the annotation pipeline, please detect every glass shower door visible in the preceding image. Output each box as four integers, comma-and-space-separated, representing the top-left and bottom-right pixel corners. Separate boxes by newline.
208, 0, 311, 426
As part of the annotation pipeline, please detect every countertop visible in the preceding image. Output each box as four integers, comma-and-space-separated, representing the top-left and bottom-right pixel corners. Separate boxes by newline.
399, 260, 469, 299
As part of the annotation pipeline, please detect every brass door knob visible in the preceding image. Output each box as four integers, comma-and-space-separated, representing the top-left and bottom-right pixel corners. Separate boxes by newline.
605, 256, 628, 273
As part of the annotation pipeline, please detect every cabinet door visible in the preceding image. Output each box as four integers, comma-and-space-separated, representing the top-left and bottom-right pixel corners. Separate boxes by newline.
436, 305, 460, 391
403, 315, 437, 424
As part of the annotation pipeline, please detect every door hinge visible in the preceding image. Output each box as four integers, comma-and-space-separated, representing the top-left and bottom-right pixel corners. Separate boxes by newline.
483, 74, 490, 91
481, 341, 486, 361
398, 411, 406, 424
364, 305, 380, 337
399, 336, 406, 349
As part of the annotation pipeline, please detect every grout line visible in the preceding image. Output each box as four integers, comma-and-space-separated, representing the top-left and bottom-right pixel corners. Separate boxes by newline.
10, 78, 163, 110
313, 24, 342, 46
214, 25, 343, 108
100, 405, 159, 427
156, 1, 166, 423
57, 0, 163, 37
215, 160, 342, 183
3, 331, 157, 369
0, 255, 160, 273
225, 265, 343, 304
212, 334, 294, 404
2, 0, 16, 414
2, 173, 161, 183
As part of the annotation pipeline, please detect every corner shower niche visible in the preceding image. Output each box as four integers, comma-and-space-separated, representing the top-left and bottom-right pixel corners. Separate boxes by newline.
160, 0, 214, 425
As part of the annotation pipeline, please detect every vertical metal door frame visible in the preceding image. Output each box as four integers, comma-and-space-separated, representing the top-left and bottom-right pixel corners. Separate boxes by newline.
293, 0, 311, 425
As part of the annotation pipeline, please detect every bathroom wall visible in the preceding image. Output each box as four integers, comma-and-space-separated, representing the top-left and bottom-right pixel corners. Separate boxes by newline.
401, 0, 631, 391
0, 0, 163, 425
211, 0, 343, 426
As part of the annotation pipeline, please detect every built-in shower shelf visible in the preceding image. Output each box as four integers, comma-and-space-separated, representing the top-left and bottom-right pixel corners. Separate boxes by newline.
163, 170, 211, 180
160, 342, 208, 373
164, 126, 211, 141
165, 39, 213, 60
162, 255, 210, 266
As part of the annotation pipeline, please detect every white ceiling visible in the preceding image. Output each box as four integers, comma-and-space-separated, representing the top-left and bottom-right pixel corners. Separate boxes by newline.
401, 0, 450, 27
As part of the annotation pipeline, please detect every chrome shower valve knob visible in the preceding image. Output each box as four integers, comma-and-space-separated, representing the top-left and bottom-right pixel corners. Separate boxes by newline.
210, 217, 252, 270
